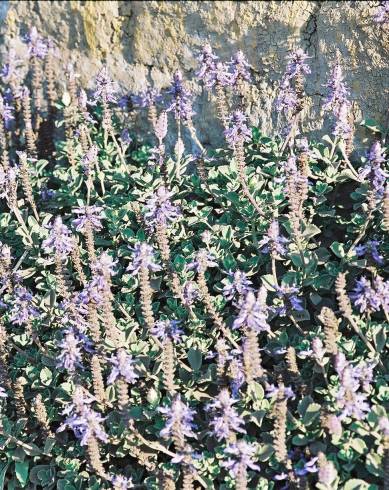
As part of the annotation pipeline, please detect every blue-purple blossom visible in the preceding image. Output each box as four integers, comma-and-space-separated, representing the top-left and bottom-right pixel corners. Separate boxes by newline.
349, 276, 381, 314
285, 49, 311, 79
206, 388, 246, 441
182, 281, 199, 306
274, 284, 304, 316
0, 386, 7, 398
229, 355, 246, 397
120, 128, 132, 146
153, 111, 168, 142
43, 216, 74, 257
151, 319, 184, 342
131, 87, 162, 108
57, 329, 84, 372
110, 475, 134, 489
126, 242, 161, 275
1, 49, 23, 84
258, 220, 289, 257
223, 270, 254, 303
107, 349, 139, 384
294, 457, 318, 476
0, 96, 14, 128
379, 417, 389, 436
187, 249, 217, 273
228, 50, 251, 87
233, 289, 270, 333
58, 386, 107, 446
275, 77, 298, 114
374, 1, 389, 23
81, 145, 98, 176
166, 71, 194, 123
224, 110, 251, 147
144, 187, 181, 229
221, 440, 260, 477
355, 240, 384, 265
359, 141, 388, 198
265, 383, 296, 400
323, 63, 350, 114
197, 44, 218, 88
9, 286, 39, 325
93, 66, 118, 104
72, 205, 104, 232
333, 102, 352, 139
24, 27, 48, 59
159, 395, 197, 439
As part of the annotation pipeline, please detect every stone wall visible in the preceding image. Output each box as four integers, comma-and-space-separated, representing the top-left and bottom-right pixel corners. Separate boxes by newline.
0, 1, 388, 147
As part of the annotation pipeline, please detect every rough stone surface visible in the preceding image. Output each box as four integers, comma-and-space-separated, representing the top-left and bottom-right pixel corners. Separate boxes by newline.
0, 1, 388, 148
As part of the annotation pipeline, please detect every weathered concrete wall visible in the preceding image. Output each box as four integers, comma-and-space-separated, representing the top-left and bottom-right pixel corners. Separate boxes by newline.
0, 1, 388, 147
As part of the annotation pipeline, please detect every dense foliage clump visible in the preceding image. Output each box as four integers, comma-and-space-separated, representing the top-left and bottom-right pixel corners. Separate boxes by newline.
0, 21, 388, 490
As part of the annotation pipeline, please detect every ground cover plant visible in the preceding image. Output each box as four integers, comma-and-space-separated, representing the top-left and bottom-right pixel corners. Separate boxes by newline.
0, 10, 388, 490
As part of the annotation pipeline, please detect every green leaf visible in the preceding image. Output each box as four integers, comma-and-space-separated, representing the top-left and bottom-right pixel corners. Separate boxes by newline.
366, 452, 383, 477
297, 396, 314, 416
349, 438, 367, 455
302, 403, 321, 425
260, 274, 277, 292
302, 224, 321, 240
0, 462, 9, 490
187, 349, 202, 371
15, 461, 29, 487
40, 367, 53, 386
343, 479, 377, 490
330, 241, 345, 258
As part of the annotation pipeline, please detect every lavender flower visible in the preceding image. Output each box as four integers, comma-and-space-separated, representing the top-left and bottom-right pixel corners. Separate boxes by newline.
0, 96, 14, 128
58, 388, 108, 446
379, 416, 389, 436
166, 71, 194, 123
81, 145, 98, 176
359, 141, 388, 198
1, 49, 23, 84
197, 44, 218, 87
151, 320, 184, 342
120, 128, 132, 146
182, 281, 199, 306
323, 63, 350, 114
233, 289, 270, 333
131, 87, 162, 108
221, 440, 260, 477
24, 27, 48, 59
265, 384, 295, 400
43, 216, 74, 257
333, 102, 352, 139
144, 187, 181, 229
258, 220, 289, 257
206, 389, 246, 441
110, 475, 134, 489
9, 287, 39, 325
349, 276, 381, 314
224, 110, 251, 147
93, 66, 118, 104
93, 251, 118, 278
107, 349, 139, 384
374, 1, 389, 23
159, 395, 197, 439
285, 49, 311, 77
126, 242, 161, 275
229, 355, 246, 397
355, 240, 384, 265
153, 111, 168, 142
0, 386, 7, 398
294, 457, 318, 476
228, 50, 251, 87
72, 205, 104, 232
275, 77, 298, 114
312, 337, 326, 364
57, 329, 84, 372
223, 270, 253, 302
274, 284, 304, 316
187, 249, 217, 273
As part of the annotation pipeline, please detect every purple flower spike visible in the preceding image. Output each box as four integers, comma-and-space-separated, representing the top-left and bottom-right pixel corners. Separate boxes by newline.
9, 287, 39, 326
359, 141, 388, 198
187, 249, 218, 273
274, 284, 304, 316
233, 289, 270, 333
223, 270, 254, 303
131, 87, 162, 108
151, 319, 184, 342
107, 349, 139, 385
72, 205, 104, 232
110, 475, 134, 489
285, 49, 311, 79
24, 27, 48, 59
57, 329, 84, 373
166, 70, 194, 123
159, 395, 197, 439
221, 440, 260, 477
0, 96, 14, 128
144, 187, 181, 230
349, 276, 381, 314
182, 281, 199, 306
374, 1, 389, 23
224, 110, 251, 147
127, 242, 161, 275
93, 66, 118, 104
197, 44, 219, 88
259, 220, 289, 257
206, 389, 246, 441
355, 240, 384, 265
323, 64, 350, 114
228, 50, 251, 88
43, 216, 74, 257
